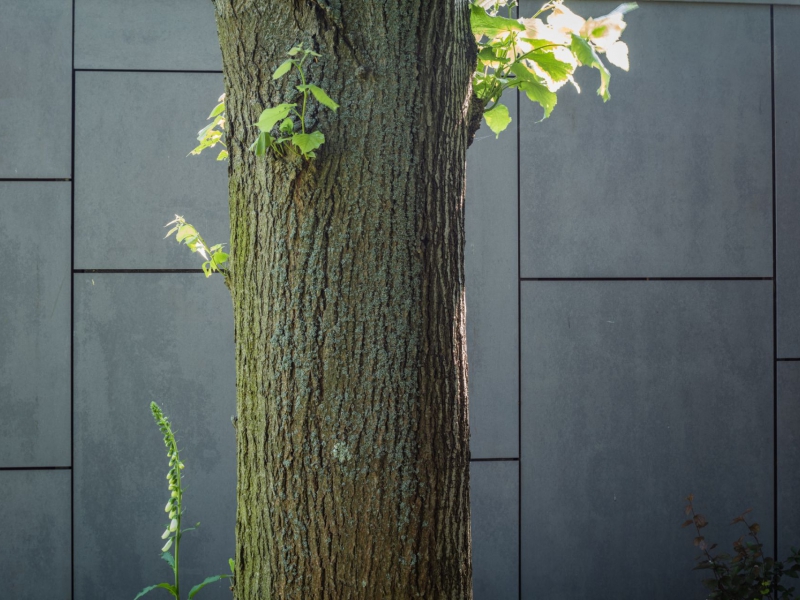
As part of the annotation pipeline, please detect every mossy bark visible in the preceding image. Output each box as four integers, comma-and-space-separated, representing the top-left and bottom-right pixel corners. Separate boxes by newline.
214, 1, 475, 597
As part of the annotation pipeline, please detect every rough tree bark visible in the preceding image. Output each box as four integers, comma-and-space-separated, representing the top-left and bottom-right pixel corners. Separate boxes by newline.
214, 1, 476, 597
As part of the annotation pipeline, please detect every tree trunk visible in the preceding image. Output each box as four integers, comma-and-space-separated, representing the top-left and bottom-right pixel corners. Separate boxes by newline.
214, 1, 475, 597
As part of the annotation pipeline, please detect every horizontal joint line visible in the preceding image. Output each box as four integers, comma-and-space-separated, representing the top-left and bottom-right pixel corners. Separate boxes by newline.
74, 68, 222, 74
74, 269, 204, 274
0, 466, 71, 471
520, 277, 773, 282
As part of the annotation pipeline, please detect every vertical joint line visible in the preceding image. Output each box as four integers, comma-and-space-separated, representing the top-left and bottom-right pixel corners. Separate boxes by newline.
770, 4, 778, 563
516, 78, 522, 600
70, 0, 76, 597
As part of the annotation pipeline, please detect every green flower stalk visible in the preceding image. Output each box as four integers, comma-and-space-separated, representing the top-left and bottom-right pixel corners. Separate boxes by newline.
134, 402, 233, 600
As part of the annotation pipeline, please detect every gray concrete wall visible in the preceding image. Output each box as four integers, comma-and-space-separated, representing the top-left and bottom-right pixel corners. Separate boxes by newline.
1, 1, 798, 598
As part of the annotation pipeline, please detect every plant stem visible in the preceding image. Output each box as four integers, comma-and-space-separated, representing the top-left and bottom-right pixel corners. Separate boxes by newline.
174, 455, 182, 599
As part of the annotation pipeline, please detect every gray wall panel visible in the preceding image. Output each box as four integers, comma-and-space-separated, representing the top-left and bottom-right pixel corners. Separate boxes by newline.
776, 6, 800, 358
466, 91, 519, 459
0, 0, 71, 178
0, 470, 71, 599
779, 362, 800, 560
73, 274, 236, 598
75, 0, 221, 71
74, 72, 229, 269
519, 1, 772, 278
0, 183, 71, 467
471, 461, 519, 599
521, 280, 773, 599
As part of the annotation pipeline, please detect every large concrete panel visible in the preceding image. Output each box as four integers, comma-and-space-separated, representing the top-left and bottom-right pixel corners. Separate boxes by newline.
779, 362, 800, 560
74, 72, 228, 269
0, 1, 71, 178
776, 6, 800, 358
466, 91, 518, 459
75, 0, 221, 71
0, 470, 71, 599
0, 183, 71, 467
521, 280, 773, 599
73, 274, 236, 598
471, 461, 519, 599
519, 1, 772, 278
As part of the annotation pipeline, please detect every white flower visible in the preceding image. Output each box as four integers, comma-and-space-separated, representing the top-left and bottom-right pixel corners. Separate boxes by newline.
170, 518, 178, 532
169, 509, 177, 519
164, 500, 172, 513
161, 529, 171, 540
162, 539, 173, 552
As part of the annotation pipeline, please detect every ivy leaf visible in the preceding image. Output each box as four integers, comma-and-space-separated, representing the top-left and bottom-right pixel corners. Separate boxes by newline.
483, 102, 511, 137
188, 575, 230, 599
292, 131, 325, 155
570, 34, 611, 101
272, 59, 293, 80
134, 583, 178, 600
256, 104, 296, 132
212, 252, 229, 266
528, 51, 573, 83
470, 4, 524, 38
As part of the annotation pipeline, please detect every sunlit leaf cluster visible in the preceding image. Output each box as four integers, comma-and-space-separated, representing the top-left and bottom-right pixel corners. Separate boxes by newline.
189, 94, 228, 161
471, 0, 637, 136
164, 215, 229, 278
251, 43, 339, 160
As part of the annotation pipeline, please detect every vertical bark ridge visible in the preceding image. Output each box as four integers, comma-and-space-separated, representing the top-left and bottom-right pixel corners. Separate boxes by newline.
214, 0, 475, 597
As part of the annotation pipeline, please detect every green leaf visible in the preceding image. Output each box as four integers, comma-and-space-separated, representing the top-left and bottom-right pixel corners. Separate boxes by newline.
570, 34, 611, 101
250, 131, 272, 156
202, 262, 211, 278
212, 252, 229, 266
216, 150, 228, 161
272, 59, 293, 80
287, 46, 303, 56
477, 47, 509, 65
279, 118, 294, 134
292, 131, 325, 155
228, 558, 235, 574
134, 583, 178, 600
256, 104, 296, 132
207, 102, 225, 119
483, 102, 511, 137
297, 84, 339, 111
470, 4, 524, 38
175, 225, 198, 243
519, 80, 557, 119
510, 62, 557, 119
160, 552, 175, 569
528, 51, 573, 83
188, 575, 230, 599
